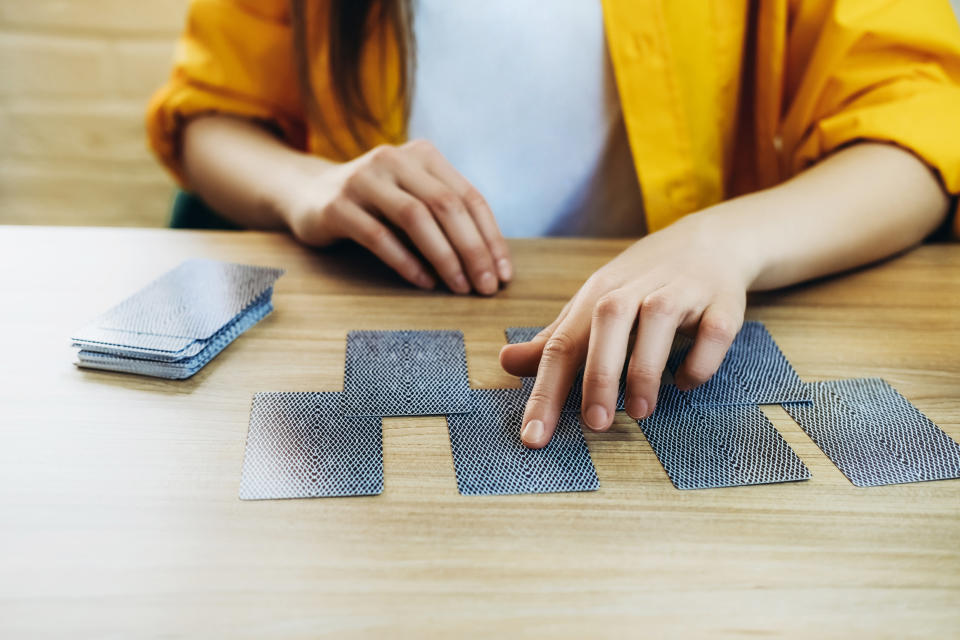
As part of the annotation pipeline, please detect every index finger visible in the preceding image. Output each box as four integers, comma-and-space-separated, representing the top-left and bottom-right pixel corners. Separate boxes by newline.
519, 308, 591, 449
499, 299, 573, 377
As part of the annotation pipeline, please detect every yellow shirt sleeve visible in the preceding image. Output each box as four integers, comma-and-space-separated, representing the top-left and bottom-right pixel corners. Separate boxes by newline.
782, 0, 960, 234
145, 0, 306, 187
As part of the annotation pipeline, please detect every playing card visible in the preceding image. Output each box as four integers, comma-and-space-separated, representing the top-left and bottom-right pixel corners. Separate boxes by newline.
638, 385, 810, 490
445, 387, 599, 495
239, 392, 383, 500
783, 378, 960, 487
667, 321, 811, 407
341, 330, 471, 416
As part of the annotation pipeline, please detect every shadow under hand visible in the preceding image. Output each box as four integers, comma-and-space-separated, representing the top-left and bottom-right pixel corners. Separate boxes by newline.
306, 241, 429, 293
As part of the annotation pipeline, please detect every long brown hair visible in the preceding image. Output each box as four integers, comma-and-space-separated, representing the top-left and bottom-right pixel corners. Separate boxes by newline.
289, 0, 415, 159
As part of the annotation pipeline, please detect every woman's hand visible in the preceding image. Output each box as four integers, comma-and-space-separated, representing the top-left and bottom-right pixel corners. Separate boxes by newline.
499, 210, 758, 448
284, 138, 512, 295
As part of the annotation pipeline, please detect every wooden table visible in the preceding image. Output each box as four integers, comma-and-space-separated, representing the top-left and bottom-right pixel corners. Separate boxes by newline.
1, 226, 958, 638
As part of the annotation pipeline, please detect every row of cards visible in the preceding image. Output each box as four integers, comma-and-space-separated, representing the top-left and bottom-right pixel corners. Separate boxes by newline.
71, 260, 283, 379
239, 326, 960, 499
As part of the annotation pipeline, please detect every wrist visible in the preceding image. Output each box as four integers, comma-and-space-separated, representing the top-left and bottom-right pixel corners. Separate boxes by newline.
271, 153, 343, 235
683, 200, 768, 291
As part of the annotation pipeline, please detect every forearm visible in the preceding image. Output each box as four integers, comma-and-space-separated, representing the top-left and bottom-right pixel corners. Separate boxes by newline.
696, 143, 951, 291
181, 115, 334, 230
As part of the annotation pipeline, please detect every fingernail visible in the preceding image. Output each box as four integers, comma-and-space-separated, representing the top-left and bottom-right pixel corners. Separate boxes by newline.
627, 398, 649, 420
453, 273, 469, 293
415, 273, 434, 289
479, 270, 497, 294
584, 404, 609, 431
497, 258, 512, 281
521, 419, 544, 445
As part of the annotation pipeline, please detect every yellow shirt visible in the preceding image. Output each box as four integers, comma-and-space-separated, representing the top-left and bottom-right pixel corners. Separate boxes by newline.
147, 0, 960, 236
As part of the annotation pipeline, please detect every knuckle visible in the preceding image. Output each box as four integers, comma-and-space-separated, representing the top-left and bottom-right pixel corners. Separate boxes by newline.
542, 331, 580, 362
641, 291, 677, 319
582, 368, 620, 390
397, 259, 421, 279
432, 250, 462, 277
461, 187, 488, 210
429, 192, 460, 219
395, 200, 427, 227
359, 223, 392, 249
319, 198, 343, 222
526, 387, 555, 409
318, 197, 352, 230
593, 292, 630, 320
583, 273, 615, 297
342, 171, 366, 195
681, 362, 716, 386
699, 314, 739, 345
627, 361, 662, 384
462, 244, 491, 269
368, 144, 398, 165
442, 260, 465, 279
404, 138, 434, 154
292, 204, 332, 246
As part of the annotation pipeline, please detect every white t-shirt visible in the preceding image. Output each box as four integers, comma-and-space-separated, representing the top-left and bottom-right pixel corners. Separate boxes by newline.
407, 0, 646, 238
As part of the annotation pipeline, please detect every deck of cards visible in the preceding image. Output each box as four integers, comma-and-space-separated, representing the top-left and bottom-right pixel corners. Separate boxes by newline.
71, 259, 283, 379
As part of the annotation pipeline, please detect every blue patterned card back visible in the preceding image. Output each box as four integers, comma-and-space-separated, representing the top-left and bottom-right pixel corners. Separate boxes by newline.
73, 259, 283, 352
239, 392, 383, 499
638, 385, 810, 490
783, 378, 960, 487
74, 289, 273, 362
446, 387, 599, 495
341, 330, 471, 417
667, 321, 811, 407
76, 299, 272, 379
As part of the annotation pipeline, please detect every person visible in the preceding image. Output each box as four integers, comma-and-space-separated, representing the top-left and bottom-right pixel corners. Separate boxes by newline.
147, 0, 960, 449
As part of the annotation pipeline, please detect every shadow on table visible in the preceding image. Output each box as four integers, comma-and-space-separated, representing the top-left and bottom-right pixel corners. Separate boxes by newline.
305, 240, 465, 295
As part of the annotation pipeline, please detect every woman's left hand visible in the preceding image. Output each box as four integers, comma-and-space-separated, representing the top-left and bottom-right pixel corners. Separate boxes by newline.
499, 210, 758, 448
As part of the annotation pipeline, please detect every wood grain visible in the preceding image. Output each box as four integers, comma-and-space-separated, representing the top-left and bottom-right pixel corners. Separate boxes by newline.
0, 0, 191, 228
0, 226, 957, 639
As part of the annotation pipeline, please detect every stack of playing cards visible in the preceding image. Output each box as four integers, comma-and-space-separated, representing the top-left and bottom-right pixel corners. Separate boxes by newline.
72, 259, 283, 379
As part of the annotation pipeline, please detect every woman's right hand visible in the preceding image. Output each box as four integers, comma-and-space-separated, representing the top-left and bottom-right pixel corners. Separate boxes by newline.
284, 138, 512, 295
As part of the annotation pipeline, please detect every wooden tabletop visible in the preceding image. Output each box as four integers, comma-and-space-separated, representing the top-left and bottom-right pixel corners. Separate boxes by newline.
1, 226, 958, 638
